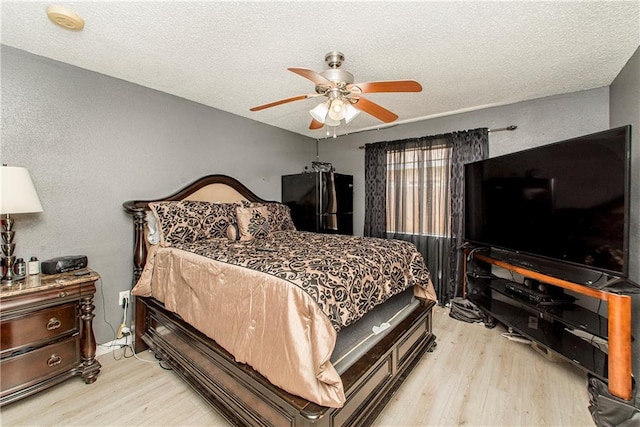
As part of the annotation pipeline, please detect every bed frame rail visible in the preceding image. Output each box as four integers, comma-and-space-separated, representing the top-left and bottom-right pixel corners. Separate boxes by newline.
138, 296, 436, 426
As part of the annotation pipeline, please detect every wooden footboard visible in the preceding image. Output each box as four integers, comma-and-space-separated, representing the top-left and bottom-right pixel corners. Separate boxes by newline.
135, 296, 436, 426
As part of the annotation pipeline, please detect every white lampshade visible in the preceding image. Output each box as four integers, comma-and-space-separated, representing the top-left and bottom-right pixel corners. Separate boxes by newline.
343, 103, 361, 124
327, 99, 347, 121
0, 166, 44, 214
309, 102, 329, 123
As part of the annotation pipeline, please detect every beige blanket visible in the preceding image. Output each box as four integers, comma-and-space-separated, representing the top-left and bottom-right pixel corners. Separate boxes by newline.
133, 231, 436, 408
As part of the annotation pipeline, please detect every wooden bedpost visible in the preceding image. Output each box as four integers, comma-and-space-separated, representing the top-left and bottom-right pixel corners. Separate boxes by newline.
131, 207, 148, 283
123, 201, 150, 353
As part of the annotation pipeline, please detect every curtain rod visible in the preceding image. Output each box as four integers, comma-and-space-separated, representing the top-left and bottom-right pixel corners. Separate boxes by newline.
489, 125, 517, 132
357, 125, 517, 149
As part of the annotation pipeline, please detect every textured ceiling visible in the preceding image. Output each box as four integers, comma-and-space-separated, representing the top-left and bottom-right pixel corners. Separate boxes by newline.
1, 1, 639, 139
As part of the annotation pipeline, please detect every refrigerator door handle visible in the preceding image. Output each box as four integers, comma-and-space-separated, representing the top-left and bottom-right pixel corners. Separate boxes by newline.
323, 172, 338, 231
319, 172, 326, 215
325, 172, 337, 214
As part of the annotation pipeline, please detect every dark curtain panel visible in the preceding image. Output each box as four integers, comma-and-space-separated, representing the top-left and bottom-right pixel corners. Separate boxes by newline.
364, 141, 388, 238
363, 128, 488, 305
448, 129, 489, 301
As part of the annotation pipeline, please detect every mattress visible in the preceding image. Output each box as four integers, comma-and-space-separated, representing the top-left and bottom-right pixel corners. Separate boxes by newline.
331, 288, 417, 373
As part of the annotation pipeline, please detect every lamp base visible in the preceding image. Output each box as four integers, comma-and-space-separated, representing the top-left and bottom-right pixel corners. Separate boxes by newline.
1, 274, 26, 285
1, 214, 19, 285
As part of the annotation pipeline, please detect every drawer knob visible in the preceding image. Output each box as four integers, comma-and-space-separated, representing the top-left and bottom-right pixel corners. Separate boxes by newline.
46, 317, 62, 331
47, 354, 62, 367
59, 291, 68, 298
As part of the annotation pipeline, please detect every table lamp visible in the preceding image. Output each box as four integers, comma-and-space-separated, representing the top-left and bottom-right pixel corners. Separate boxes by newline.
1, 165, 43, 285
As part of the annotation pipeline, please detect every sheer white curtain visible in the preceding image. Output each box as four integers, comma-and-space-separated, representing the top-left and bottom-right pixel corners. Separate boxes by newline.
366, 135, 452, 300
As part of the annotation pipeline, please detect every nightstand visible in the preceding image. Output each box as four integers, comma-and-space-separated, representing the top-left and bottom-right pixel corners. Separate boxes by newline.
0, 270, 102, 406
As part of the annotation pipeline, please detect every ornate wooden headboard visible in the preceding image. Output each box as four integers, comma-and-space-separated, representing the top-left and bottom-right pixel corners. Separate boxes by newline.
122, 174, 269, 285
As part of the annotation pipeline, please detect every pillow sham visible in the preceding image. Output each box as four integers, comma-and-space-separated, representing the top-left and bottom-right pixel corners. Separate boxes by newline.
241, 202, 296, 232
263, 202, 296, 232
145, 211, 161, 245
150, 201, 205, 246
226, 223, 240, 241
149, 201, 238, 246
236, 205, 270, 241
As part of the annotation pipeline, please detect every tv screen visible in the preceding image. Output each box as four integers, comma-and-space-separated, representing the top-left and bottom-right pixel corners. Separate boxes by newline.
464, 125, 631, 278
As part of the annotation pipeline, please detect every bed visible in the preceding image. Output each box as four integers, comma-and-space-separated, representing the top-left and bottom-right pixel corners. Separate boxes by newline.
123, 174, 437, 426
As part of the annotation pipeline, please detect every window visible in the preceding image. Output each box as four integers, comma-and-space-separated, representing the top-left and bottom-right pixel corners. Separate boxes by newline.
386, 144, 452, 237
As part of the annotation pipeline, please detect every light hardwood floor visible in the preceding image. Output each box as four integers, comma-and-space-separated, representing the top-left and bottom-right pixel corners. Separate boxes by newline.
1, 306, 595, 426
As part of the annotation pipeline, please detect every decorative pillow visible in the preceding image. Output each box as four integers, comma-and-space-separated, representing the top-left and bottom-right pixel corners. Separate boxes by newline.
201, 203, 239, 239
149, 201, 238, 246
236, 205, 270, 241
264, 202, 296, 231
150, 201, 209, 246
226, 223, 240, 241
243, 202, 296, 232
145, 211, 160, 245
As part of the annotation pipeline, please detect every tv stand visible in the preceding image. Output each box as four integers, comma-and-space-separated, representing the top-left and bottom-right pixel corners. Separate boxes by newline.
465, 250, 633, 401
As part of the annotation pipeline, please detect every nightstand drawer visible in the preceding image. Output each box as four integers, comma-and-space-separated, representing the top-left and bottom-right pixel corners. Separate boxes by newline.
1, 303, 78, 355
0, 336, 81, 397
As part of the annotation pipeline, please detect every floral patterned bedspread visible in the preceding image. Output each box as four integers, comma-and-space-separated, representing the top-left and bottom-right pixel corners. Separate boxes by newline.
176, 230, 434, 331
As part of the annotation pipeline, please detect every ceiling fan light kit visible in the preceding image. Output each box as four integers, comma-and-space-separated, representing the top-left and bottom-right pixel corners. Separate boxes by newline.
250, 51, 422, 131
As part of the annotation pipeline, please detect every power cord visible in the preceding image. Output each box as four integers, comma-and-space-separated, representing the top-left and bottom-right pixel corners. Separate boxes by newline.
116, 297, 130, 340
501, 326, 532, 344
109, 298, 132, 361
96, 279, 172, 368
98, 277, 118, 339
107, 290, 168, 366
97, 277, 123, 358
154, 353, 173, 370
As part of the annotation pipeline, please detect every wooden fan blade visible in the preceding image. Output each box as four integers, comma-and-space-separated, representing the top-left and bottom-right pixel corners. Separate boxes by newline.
351, 96, 399, 123
348, 80, 422, 93
288, 68, 332, 85
250, 95, 310, 111
309, 119, 324, 130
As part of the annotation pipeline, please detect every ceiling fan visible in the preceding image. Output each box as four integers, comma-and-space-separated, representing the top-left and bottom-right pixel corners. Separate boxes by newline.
250, 51, 423, 130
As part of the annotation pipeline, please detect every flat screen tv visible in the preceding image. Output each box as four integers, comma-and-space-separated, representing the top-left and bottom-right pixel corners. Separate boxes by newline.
464, 125, 631, 280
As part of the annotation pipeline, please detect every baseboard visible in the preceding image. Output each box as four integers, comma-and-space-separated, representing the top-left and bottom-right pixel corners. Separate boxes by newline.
96, 334, 132, 357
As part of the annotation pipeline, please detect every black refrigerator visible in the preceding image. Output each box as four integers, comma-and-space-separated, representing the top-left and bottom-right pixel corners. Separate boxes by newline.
282, 172, 353, 235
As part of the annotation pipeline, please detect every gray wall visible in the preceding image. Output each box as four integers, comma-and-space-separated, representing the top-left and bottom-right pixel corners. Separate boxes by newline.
0, 46, 315, 345
610, 46, 639, 379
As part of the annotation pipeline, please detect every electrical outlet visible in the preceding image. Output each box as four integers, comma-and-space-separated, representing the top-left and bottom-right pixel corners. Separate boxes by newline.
118, 291, 130, 307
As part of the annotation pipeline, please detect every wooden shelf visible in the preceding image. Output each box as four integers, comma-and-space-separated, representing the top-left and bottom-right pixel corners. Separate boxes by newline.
468, 291, 608, 380
465, 251, 632, 401
481, 277, 608, 340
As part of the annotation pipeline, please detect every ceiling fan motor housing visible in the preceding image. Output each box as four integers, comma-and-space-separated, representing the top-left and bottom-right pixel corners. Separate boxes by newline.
319, 69, 354, 85
317, 51, 355, 90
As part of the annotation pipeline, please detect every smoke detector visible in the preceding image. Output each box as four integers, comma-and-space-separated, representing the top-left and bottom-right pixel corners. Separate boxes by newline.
46, 6, 84, 31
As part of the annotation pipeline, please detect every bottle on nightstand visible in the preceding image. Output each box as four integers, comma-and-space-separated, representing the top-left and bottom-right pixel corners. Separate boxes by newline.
28, 256, 40, 275
13, 258, 26, 277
